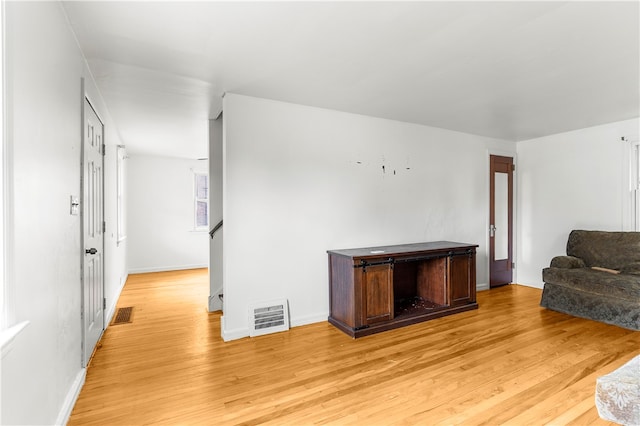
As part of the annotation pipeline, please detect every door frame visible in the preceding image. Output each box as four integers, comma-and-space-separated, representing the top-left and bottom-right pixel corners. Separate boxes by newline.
486, 150, 517, 289
81, 86, 106, 367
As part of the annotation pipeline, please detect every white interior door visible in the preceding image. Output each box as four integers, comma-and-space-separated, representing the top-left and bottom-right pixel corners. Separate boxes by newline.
82, 98, 105, 367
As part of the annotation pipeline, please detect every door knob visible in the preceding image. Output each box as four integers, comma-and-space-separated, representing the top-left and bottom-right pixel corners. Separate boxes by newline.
489, 224, 496, 238
85, 248, 98, 255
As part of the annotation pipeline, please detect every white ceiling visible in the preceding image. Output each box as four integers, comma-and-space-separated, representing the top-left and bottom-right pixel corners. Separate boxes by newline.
62, 1, 639, 160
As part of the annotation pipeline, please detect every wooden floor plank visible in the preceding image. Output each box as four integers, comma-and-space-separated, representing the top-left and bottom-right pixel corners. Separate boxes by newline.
68, 269, 638, 425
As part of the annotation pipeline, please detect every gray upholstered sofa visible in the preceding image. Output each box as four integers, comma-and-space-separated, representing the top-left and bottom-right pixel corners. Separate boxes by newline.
540, 230, 640, 330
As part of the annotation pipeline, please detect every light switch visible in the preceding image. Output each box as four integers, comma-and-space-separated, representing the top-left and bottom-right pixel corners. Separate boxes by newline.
70, 196, 79, 215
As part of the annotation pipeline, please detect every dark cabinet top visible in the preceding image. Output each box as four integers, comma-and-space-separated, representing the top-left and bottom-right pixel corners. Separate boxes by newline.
327, 241, 478, 260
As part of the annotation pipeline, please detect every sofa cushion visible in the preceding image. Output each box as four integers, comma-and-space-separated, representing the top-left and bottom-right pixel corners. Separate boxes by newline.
542, 267, 640, 300
567, 230, 640, 270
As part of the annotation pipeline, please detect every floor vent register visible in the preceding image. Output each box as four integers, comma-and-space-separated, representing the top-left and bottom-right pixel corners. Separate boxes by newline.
112, 306, 134, 325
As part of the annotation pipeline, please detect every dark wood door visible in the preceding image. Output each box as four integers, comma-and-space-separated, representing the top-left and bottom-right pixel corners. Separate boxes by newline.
489, 155, 514, 287
362, 264, 393, 324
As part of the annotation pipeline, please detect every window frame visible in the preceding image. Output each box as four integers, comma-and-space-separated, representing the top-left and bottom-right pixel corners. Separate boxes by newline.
1, 1, 30, 355
116, 145, 126, 245
623, 136, 640, 231
193, 172, 209, 231
0, 0, 4, 330
632, 140, 640, 231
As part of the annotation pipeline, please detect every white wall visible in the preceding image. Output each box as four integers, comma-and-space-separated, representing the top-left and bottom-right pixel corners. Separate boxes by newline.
209, 118, 223, 311
221, 93, 515, 340
127, 154, 209, 273
516, 118, 640, 288
1, 2, 127, 424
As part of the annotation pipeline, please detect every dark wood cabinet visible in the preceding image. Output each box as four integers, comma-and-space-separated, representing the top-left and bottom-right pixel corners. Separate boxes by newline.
328, 241, 478, 338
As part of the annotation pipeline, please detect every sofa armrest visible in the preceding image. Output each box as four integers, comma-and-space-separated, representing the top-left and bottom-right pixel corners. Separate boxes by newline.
550, 255, 586, 269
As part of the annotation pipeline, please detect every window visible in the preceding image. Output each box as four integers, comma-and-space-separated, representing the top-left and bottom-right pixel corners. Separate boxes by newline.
1, 3, 30, 353
0, 6, 4, 329
625, 136, 640, 231
116, 145, 126, 244
633, 141, 640, 231
194, 173, 209, 230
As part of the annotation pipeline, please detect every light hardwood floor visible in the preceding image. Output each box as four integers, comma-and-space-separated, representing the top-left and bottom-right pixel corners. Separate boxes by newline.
68, 269, 638, 425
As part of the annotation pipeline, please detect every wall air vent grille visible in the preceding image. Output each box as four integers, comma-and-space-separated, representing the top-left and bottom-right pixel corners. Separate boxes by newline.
248, 299, 290, 337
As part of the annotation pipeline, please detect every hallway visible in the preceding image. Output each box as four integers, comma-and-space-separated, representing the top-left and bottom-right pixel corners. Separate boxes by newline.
69, 269, 218, 424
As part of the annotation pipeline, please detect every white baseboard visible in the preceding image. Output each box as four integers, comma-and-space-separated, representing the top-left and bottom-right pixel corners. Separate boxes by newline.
476, 282, 543, 291
290, 312, 328, 328
220, 316, 249, 341
55, 368, 86, 426
105, 273, 128, 325
128, 264, 208, 274
476, 282, 490, 291
221, 312, 328, 342
516, 281, 544, 289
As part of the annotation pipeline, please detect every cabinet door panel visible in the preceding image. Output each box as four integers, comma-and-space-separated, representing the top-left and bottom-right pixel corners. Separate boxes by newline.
328, 255, 356, 328
363, 264, 393, 324
450, 255, 472, 306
